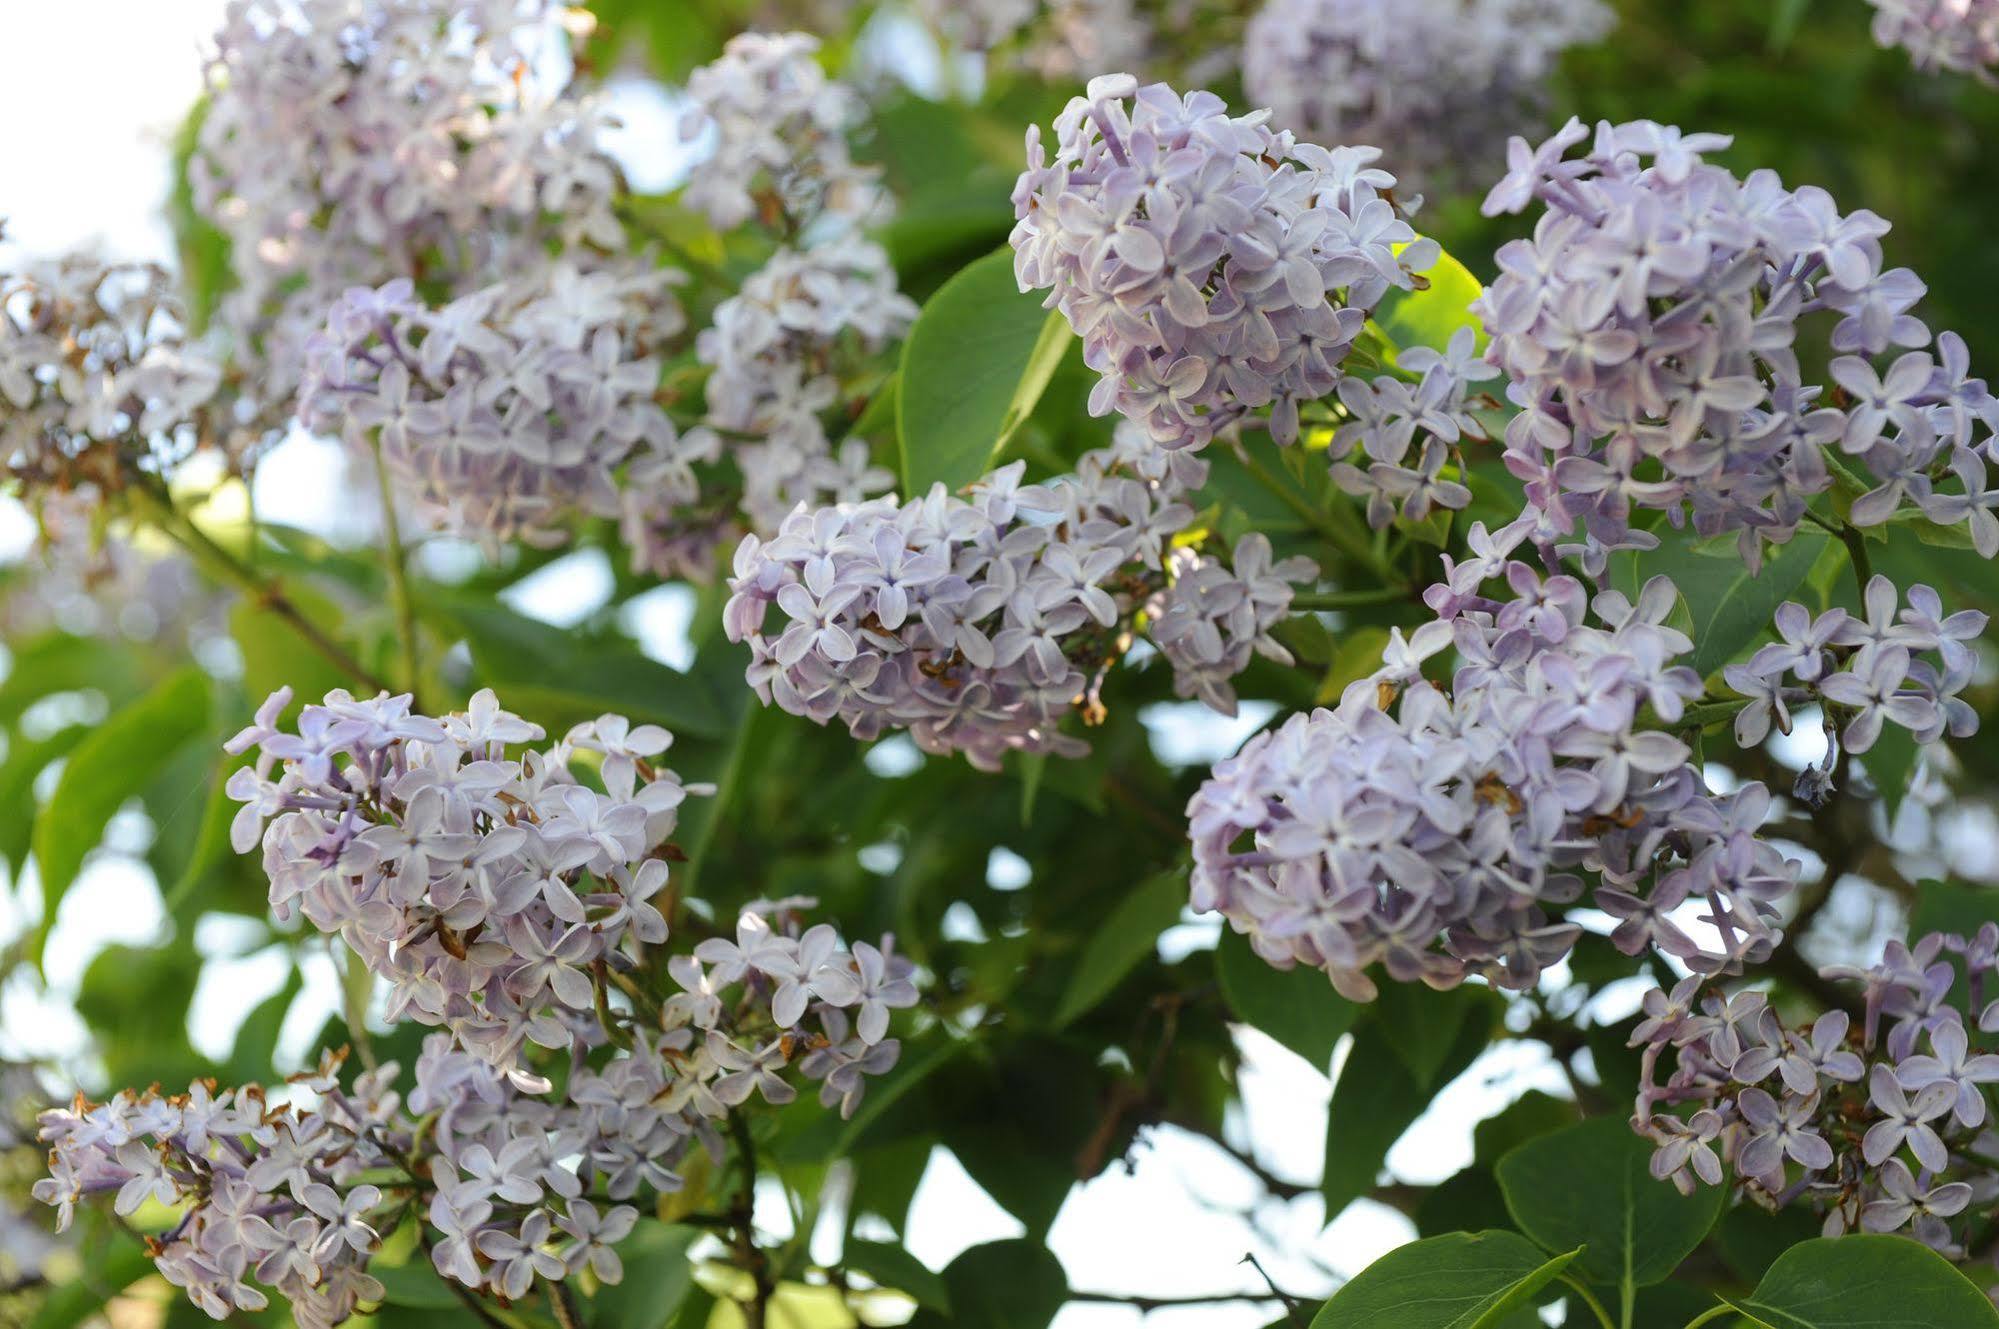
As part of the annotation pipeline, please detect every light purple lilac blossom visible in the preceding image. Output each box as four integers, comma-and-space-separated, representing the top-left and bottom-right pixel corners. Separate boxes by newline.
195, 0, 628, 435
1866, 0, 1999, 81
1477, 118, 1999, 574
1329, 325, 1496, 529
696, 235, 913, 534
1633, 927, 1999, 1253
1726, 577, 1984, 802
1242, 0, 1613, 197
297, 263, 698, 563
36, 900, 915, 1329
0, 255, 220, 496
1187, 513, 1799, 1000
724, 423, 1315, 770
1011, 75, 1437, 451
679, 31, 889, 233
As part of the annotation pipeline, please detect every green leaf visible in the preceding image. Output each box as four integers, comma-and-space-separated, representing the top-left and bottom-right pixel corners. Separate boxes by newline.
30, 666, 212, 963
0, 630, 143, 728
0, 723, 88, 871
1370, 244, 1486, 360
226, 967, 300, 1085
1732, 1235, 1999, 1328
1310, 1231, 1577, 1329
29, 1233, 155, 1329
1050, 869, 1185, 1028
1859, 722, 1919, 821
231, 584, 353, 720
1910, 877, 1999, 940
909, 1239, 1067, 1329
1215, 928, 1358, 1071
1370, 984, 1489, 1087
1618, 528, 1829, 679
75, 943, 206, 1089
845, 1238, 951, 1312
1324, 1015, 1488, 1217
371, 1259, 465, 1310
592, 1221, 700, 1329
1495, 1116, 1722, 1293
897, 249, 1075, 495
160, 751, 253, 917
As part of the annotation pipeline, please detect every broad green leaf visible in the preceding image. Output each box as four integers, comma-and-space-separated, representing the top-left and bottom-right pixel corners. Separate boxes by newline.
1324, 1015, 1488, 1217
1370, 983, 1490, 1087
1050, 869, 1185, 1028
897, 249, 1075, 495
0, 723, 88, 870
1712, 1204, 1822, 1285
161, 751, 253, 917
1371, 244, 1486, 360
226, 967, 300, 1085
1910, 877, 1999, 940
1317, 626, 1391, 705
75, 942, 206, 1090
1860, 722, 1919, 821
370, 1259, 464, 1310
1310, 1231, 1577, 1329
231, 584, 353, 720
909, 1239, 1067, 1329
845, 1238, 951, 1312
30, 666, 212, 962
1471, 1091, 1580, 1166
1632, 528, 1829, 679
0, 630, 143, 728
592, 1221, 700, 1329
1216, 928, 1358, 1071
1732, 1235, 1999, 1328
30, 1234, 155, 1329
1495, 1116, 1722, 1292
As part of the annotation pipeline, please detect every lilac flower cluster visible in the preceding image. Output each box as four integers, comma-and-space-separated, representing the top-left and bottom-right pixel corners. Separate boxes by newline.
224, 686, 711, 1081
695, 235, 912, 533
0, 1065, 59, 1294
679, 31, 888, 233
1011, 75, 1437, 451
195, 0, 627, 423
1633, 928, 1999, 1251
1866, 0, 1999, 81
0, 255, 220, 497
1328, 326, 1497, 529
297, 263, 698, 561
1477, 118, 1999, 573
1726, 576, 1984, 801
724, 424, 1315, 769
37, 904, 916, 1328
1187, 514, 1799, 1000
1242, 0, 1613, 196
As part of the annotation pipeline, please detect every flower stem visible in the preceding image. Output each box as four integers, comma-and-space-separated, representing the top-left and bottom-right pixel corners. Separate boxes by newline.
1679, 1303, 1737, 1329
1291, 585, 1410, 611
370, 441, 423, 707
126, 480, 392, 695
1230, 439, 1399, 586
1560, 1275, 1617, 1329
1801, 506, 1873, 600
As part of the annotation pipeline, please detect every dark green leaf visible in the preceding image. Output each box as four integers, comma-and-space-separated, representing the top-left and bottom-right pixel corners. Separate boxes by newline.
897, 249, 1074, 495
1310, 1230, 1576, 1329
591, 1221, 700, 1329
1733, 1235, 1999, 1328
370, 1259, 464, 1310
1370, 984, 1489, 1087
845, 1238, 951, 1312
1713, 1204, 1823, 1285
909, 1239, 1067, 1329
1618, 529, 1828, 680
1050, 869, 1184, 1028
31, 666, 212, 962
1216, 928, 1358, 1072
1495, 1116, 1722, 1291
0, 723, 88, 871
1324, 1014, 1488, 1217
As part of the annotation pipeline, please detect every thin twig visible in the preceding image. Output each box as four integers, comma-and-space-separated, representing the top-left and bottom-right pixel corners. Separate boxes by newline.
370, 439, 423, 707
1069, 1288, 1290, 1311
1241, 1251, 1309, 1327
729, 1114, 774, 1329
127, 481, 391, 694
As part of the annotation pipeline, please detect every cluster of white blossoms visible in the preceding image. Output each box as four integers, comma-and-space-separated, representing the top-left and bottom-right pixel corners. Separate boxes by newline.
0, 254, 220, 498
724, 424, 1315, 769
679, 30, 888, 232
1012, 75, 1436, 451
297, 261, 699, 563
195, 0, 627, 431
1187, 515, 1801, 1000
680, 33, 918, 542
1242, 0, 1613, 196
695, 235, 912, 532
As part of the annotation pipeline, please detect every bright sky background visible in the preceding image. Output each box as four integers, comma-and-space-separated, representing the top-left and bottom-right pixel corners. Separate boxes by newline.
0, 4, 1652, 1324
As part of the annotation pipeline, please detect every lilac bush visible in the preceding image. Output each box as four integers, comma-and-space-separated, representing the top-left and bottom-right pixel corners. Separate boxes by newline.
1866, 0, 1999, 80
